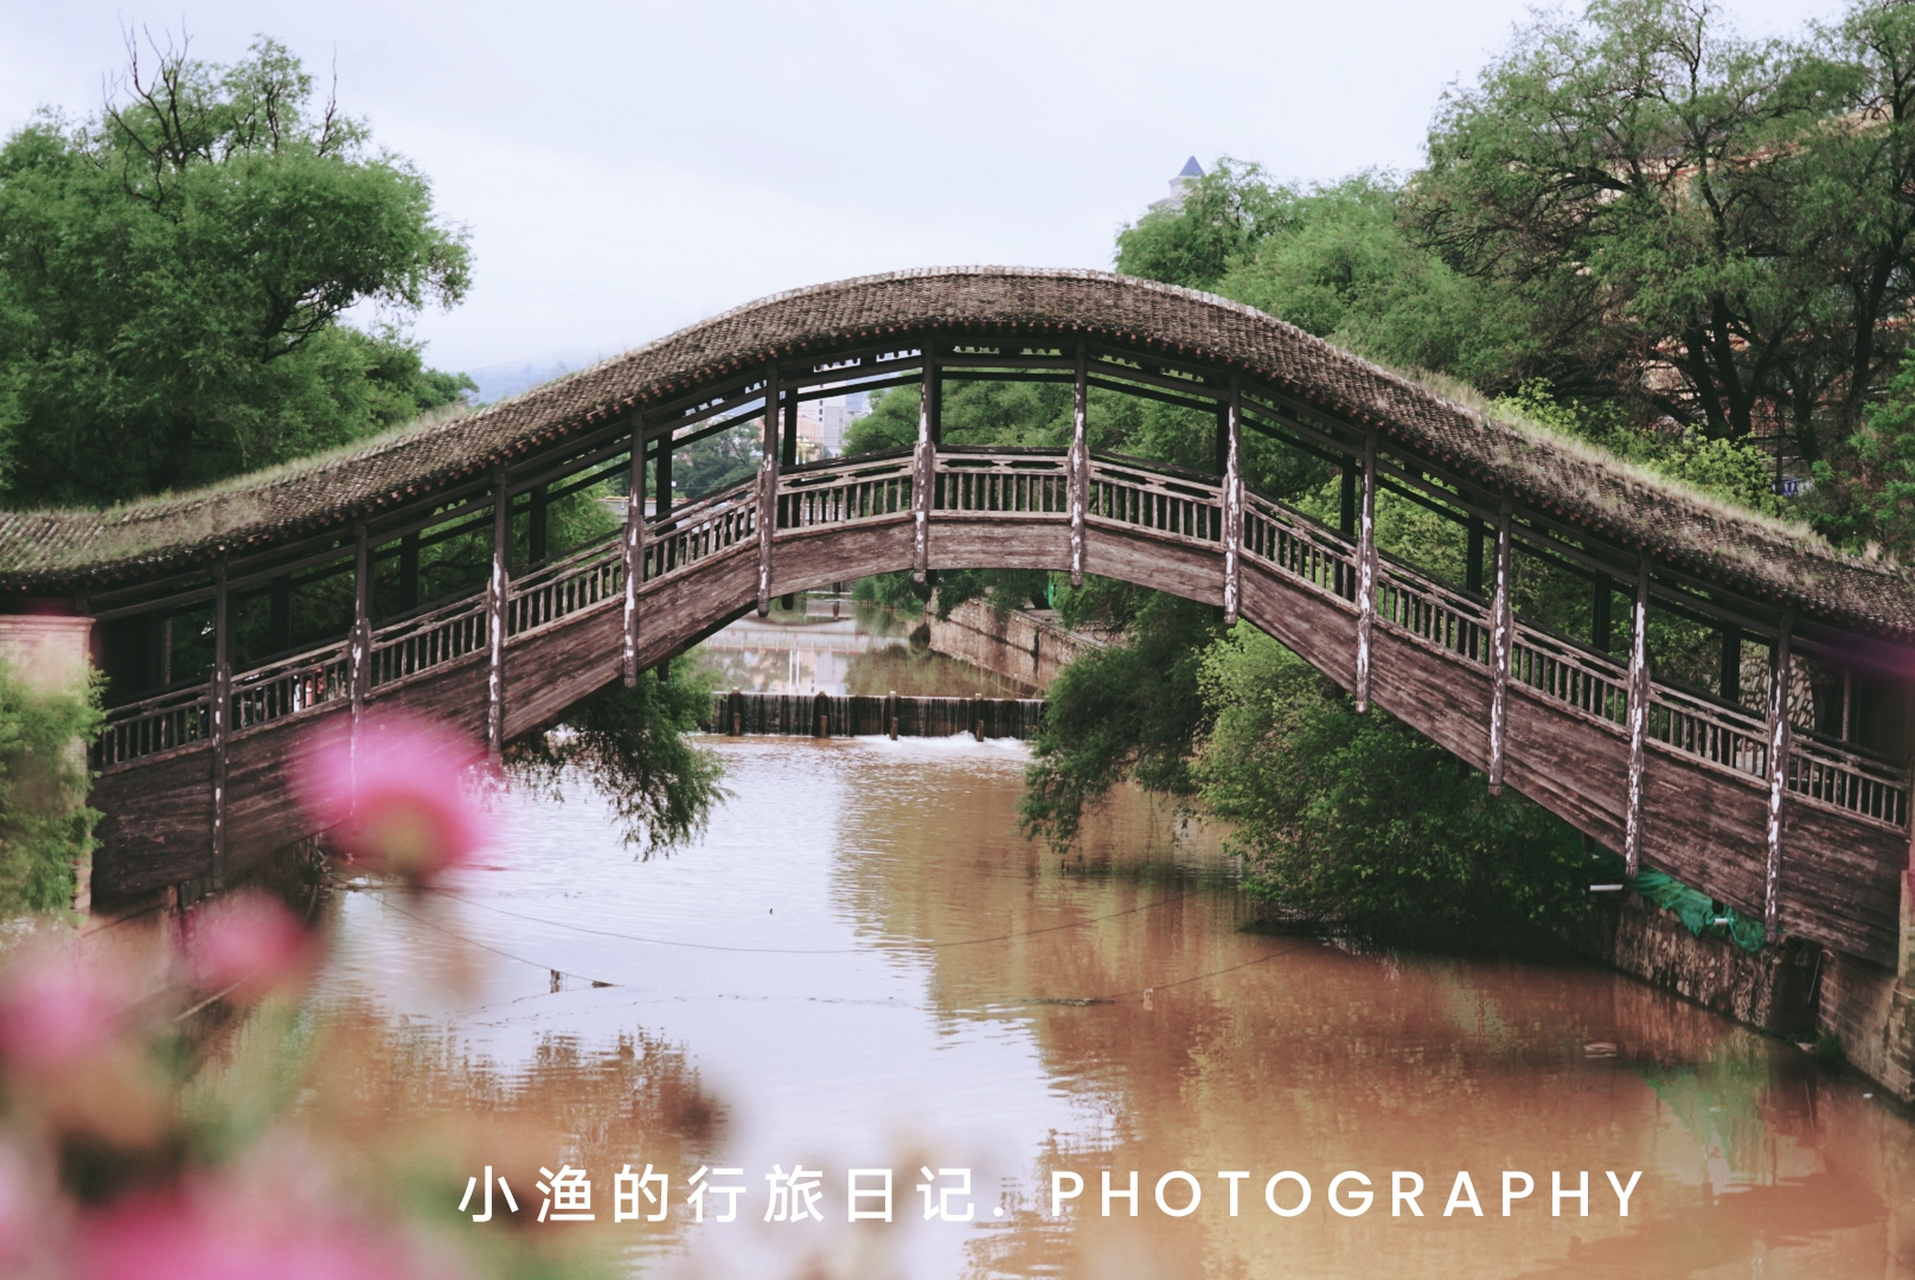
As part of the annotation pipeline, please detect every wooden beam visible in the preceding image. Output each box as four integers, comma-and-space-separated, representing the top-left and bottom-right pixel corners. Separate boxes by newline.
656, 426, 674, 518
1222, 376, 1244, 627
1487, 501, 1513, 796
1355, 435, 1377, 713
1339, 463, 1357, 538
757, 366, 781, 616
1765, 609, 1794, 940
487, 466, 509, 760
1623, 557, 1651, 877
1069, 340, 1088, 588
622, 415, 645, 689
782, 396, 799, 468
914, 350, 937, 584
210, 555, 230, 884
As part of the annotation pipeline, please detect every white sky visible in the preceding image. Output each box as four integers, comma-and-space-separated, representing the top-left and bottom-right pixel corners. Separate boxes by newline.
1, 0, 1847, 377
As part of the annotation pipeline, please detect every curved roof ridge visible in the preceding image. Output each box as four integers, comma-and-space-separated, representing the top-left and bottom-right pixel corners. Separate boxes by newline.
0, 266, 1907, 638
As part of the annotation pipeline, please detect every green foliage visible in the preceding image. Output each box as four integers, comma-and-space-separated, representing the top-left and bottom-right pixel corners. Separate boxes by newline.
0, 659, 101, 917
1019, 593, 1218, 851
504, 665, 726, 857
0, 35, 471, 504
1811, 351, 1915, 557
1114, 159, 1296, 291
1410, 0, 1915, 452
1194, 627, 1587, 934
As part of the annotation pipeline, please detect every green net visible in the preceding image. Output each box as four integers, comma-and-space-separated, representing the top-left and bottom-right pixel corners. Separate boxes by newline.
1589, 851, 1766, 953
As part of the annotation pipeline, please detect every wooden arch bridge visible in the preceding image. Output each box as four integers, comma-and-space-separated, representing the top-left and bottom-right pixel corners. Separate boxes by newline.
2, 268, 1911, 983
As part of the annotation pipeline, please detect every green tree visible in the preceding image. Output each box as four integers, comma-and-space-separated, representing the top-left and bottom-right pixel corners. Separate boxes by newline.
0, 659, 101, 917
1409, 0, 1915, 455
0, 34, 472, 505
504, 664, 727, 857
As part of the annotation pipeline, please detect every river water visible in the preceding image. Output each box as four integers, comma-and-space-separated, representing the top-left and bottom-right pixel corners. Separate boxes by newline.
303, 616, 1915, 1279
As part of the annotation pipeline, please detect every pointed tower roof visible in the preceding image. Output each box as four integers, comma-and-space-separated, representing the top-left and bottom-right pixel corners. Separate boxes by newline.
1178, 156, 1205, 178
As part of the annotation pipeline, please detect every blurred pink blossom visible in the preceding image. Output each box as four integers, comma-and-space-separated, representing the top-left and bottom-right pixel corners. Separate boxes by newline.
188, 895, 312, 997
0, 951, 129, 1071
79, 1185, 416, 1280
299, 712, 488, 881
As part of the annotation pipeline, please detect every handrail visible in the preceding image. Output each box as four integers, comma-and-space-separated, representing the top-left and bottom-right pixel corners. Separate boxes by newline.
84, 449, 1915, 832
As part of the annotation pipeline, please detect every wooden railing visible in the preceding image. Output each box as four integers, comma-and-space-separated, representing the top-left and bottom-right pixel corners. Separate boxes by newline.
88, 449, 1915, 835
368, 595, 489, 692
936, 450, 1068, 517
508, 532, 623, 638
780, 456, 913, 530
95, 683, 211, 767
232, 642, 352, 732
1086, 457, 1221, 545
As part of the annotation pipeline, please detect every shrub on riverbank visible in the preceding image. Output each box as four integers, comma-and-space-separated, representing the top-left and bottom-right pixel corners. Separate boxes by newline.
1194, 627, 1587, 935
0, 657, 99, 918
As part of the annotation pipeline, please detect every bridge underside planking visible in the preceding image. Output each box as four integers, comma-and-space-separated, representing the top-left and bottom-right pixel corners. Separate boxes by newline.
87, 461, 1908, 967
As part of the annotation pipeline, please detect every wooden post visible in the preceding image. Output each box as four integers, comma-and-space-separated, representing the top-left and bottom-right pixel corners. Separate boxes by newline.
1339, 464, 1357, 537
487, 466, 509, 760
1355, 435, 1377, 713
1765, 610, 1794, 941
973, 692, 984, 742
350, 519, 370, 726
729, 687, 743, 737
1720, 625, 1742, 704
622, 414, 645, 688
782, 396, 799, 467
1069, 339, 1089, 588
1222, 376, 1243, 627
1591, 571, 1612, 653
399, 533, 420, 612
210, 554, 230, 884
1487, 501, 1512, 796
656, 429, 674, 518
757, 365, 782, 616
914, 347, 938, 584
1623, 557, 1652, 877
888, 689, 898, 740
814, 689, 830, 739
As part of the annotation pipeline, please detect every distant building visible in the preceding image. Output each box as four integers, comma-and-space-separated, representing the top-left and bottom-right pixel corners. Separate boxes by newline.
794, 391, 872, 461
1150, 156, 1205, 212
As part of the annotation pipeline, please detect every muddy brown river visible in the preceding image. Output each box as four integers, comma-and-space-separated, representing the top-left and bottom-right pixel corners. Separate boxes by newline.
299, 622, 1915, 1279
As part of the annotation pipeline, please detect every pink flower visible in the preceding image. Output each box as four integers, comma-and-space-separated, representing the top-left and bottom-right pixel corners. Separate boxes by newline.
188, 894, 312, 997
79, 1185, 418, 1280
0, 951, 128, 1071
298, 711, 488, 881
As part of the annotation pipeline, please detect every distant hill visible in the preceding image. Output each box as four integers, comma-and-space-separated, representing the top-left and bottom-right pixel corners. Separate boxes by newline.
462, 360, 579, 406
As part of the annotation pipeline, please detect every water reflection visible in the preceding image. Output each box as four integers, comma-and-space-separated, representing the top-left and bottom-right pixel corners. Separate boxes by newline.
305, 735, 1914, 1279
693, 599, 1027, 698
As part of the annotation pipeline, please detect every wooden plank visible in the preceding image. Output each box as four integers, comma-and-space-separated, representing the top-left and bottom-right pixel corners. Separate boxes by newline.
1222, 377, 1243, 627
350, 520, 370, 727
1488, 502, 1512, 795
487, 466, 508, 760
211, 556, 229, 883
1069, 340, 1089, 588
1766, 610, 1794, 940
1355, 435, 1376, 712
1624, 558, 1651, 877
622, 416, 644, 687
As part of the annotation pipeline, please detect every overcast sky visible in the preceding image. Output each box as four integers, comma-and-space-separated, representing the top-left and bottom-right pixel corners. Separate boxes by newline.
2, 0, 1849, 380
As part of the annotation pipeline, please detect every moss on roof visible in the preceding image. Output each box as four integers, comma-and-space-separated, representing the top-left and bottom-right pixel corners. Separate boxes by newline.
1, 266, 1910, 638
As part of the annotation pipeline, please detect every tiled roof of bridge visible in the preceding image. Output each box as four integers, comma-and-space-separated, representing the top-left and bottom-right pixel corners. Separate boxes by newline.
1, 266, 1911, 638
